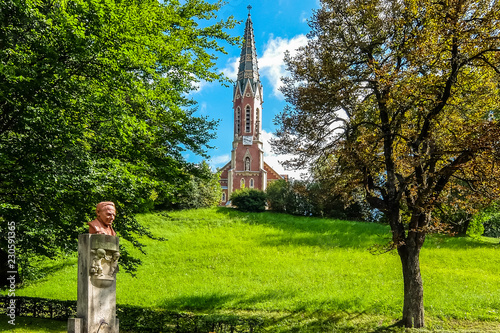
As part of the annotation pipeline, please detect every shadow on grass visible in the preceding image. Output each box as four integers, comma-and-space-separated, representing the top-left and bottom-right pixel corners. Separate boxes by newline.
265, 311, 405, 333
158, 293, 237, 311
17, 258, 77, 288
216, 207, 390, 250
158, 290, 302, 311
0, 315, 67, 332
424, 234, 500, 250
0, 313, 412, 333
233, 290, 301, 309
157, 290, 381, 316
216, 207, 500, 251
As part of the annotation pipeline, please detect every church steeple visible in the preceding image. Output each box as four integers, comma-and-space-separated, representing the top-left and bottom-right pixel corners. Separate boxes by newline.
218, 5, 285, 205
236, 6, 261, 95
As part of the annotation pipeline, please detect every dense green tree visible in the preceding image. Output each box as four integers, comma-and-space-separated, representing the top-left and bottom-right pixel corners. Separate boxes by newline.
481, 204, 500, 238
0, 0, 238, 279
273, 0, 500, 327
266, 178, 369, 220
169, 161, 223, 210
266, 179, 291, 213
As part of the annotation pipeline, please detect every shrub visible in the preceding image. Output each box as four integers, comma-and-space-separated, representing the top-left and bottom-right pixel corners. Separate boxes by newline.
483, 213, 500, 238
230, 188, 267, 212
467, 212, 486, 239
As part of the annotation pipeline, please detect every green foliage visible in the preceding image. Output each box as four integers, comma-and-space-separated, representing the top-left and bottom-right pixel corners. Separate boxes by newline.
0, 0, 238, 276
117, 305, 264, 333
433, 204, 473, 236
266, 179, 369, 220
266, 180, 291, 212
483, 214, 500, 238
467, 214, 486, 239
471, 203, 500, 238
169, 161, 223, 210
230, 188, 267, 212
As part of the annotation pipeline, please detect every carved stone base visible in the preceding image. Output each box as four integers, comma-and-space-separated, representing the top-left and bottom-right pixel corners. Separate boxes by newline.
68, 234, 119, 333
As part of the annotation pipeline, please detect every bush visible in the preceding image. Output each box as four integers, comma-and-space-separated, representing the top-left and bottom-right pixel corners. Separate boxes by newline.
230, 188, 267, 212
0, 296, 265, 332
467, 212, 486, 239
483, 213, 500, 238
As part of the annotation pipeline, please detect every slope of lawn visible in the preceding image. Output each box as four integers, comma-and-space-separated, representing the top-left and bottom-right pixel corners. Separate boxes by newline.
10, 207, 500, 323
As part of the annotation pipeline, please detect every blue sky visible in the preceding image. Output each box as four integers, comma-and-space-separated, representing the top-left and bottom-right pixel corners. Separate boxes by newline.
187, 1, 321, 179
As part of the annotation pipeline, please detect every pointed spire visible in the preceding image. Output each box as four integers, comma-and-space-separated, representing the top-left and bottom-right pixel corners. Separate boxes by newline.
237, 5, 260, 92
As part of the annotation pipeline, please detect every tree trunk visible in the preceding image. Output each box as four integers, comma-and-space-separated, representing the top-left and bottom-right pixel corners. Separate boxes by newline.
398, 244, 424, 328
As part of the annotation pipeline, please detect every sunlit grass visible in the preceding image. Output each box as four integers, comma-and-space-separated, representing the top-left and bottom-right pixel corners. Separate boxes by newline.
11, 208, 500, 322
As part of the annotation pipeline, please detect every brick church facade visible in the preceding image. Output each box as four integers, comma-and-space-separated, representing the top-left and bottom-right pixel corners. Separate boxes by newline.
218, 9, 284, 205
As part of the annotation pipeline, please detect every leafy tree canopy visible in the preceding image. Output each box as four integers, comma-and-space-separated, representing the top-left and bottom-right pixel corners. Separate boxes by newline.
168, 161, 223, 210
273, 0, 500, 327
0, 0, 238, 276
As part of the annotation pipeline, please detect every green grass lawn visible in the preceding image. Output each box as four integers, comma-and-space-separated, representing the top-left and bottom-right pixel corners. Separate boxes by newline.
2, 313, 500, 333
6, 207, 500, 330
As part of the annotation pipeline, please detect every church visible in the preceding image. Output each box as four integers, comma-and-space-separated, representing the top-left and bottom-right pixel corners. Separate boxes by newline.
218, 8, 285, 205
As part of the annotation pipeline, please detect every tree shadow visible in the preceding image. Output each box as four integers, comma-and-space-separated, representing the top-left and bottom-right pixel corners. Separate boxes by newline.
158, 290, 301, 311
15, 258, 77, 288
216, 207, 500, 251
424, 234, 500, 249
260, 310, 408, 333
158, 293, 237, 311
216, 207, 391, 250
232, 290, 300, 309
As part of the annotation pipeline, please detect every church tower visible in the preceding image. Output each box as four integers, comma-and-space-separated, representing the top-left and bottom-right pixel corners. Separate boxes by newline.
219, 6, 284, 205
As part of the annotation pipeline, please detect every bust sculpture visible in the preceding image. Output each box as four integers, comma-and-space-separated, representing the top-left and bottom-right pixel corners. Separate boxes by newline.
88, 201, 116, 236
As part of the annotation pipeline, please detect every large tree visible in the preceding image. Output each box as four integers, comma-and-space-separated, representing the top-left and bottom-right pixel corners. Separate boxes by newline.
273, 0, 500, 327
0, 0, 237, 277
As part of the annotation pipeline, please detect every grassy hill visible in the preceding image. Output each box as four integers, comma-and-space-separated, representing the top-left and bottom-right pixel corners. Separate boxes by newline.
7, 207, 500, 331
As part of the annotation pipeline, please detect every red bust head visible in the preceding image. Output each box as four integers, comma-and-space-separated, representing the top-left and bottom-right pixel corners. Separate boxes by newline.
88, 201, 116, 236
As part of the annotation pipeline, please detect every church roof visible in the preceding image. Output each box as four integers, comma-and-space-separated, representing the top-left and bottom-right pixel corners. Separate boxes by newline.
264, 162, 284, 181
236, 7, 261, 95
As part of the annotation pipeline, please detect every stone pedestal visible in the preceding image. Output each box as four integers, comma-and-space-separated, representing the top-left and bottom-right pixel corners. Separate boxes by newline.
68, 234, 120, 333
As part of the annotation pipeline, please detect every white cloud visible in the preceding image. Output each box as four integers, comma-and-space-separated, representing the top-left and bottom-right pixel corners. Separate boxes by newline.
209, 154, 231, 170
222, 56, 239, 81
261, 129, 309, 180
193, 55, 239, 93
193, 80, 208, 93
222, 35, 309, 99
259, 34, 309, 99
199, 101, 208, 115
300, 11, 309, 23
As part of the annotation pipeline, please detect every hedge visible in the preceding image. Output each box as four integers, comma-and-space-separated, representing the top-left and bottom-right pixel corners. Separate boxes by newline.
0, 296, 264, 333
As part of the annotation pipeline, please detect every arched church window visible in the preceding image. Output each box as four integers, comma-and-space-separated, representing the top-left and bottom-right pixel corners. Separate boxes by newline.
240, 178, 245, 188
250, 178, 254, 188
222, 192, 226, 201
255, 108, 260, 133
245, 105, 251, 133
236, 107, 241, 134
245, 157, 250, 171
